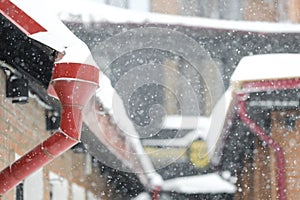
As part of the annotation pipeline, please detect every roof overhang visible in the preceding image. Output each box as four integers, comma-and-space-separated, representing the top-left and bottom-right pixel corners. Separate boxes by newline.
231, 54, 300, 83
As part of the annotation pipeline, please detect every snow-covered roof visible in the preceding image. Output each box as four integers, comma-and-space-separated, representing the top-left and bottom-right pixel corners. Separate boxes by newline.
9, 0, 97, 66
93, 71, 163, 188
142, 116, 210, 147
207, 53, 300, 165
5, 0, 161, 188
231, 54, 300, 83
162, 173, 236, 194
205, 88, 235, 162
54, 0, 300, 33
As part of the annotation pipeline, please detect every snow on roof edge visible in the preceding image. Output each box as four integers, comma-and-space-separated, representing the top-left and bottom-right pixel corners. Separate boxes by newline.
231, 53, 300, 82
11, 0, 98, 66
205, 87, 235, 164
56, 0, 300, 34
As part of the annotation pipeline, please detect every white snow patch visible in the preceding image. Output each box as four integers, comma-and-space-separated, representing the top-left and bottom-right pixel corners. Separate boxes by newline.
53, 0, 300, 33
11, 0, 98, 66
205, 88, 234, 162
231, 54, 300, 83
131, 192, 151, 200
140, 115, 211, 147
162, 173, 236, 194
162, 115, 210, 130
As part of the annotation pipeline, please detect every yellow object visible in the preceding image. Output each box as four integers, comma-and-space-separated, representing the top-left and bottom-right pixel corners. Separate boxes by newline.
189, 140, 209, 168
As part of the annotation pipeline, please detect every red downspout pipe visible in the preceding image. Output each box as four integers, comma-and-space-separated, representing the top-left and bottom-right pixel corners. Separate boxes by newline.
0, 63, 99, 196
236, 78, 300, 200
237, 93, 286, 200
152, 186, 161, 200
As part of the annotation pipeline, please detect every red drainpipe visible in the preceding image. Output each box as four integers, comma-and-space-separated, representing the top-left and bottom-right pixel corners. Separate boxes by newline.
237, 93, 286, 200
235, 78, 300, 200
0, 62, 99, 196
152, 186, 161, 200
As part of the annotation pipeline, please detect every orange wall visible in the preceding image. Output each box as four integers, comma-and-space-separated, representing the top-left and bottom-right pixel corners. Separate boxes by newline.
151, 0, 180, 14
288, 0, 300, 22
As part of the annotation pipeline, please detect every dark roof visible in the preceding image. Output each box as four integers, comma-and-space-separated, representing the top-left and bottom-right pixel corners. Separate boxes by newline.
0, 13, 58, 106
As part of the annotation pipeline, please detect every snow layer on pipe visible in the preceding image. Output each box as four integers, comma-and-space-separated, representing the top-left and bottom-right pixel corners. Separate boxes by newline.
162, 173, 236, 194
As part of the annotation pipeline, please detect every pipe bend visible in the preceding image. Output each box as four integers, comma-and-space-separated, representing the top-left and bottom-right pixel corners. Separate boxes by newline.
237, 93, 286, 200
0, 62, 99, 195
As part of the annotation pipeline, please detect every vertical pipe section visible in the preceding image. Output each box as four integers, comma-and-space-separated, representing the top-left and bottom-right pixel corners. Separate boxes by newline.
237, 93, 286, 200
152, 186, 161, 200
0, 63, 98, 195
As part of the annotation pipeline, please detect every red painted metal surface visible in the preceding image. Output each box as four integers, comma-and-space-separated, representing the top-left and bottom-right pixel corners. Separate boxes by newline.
241, 78, 300, 93
0, 63, 99, 195
0, 0, 47, 35
52, 63, 99, 84
237, 93, 287, 200
152, 186, 161, 200
239, 78, 300, 200
238, 78, 300, 200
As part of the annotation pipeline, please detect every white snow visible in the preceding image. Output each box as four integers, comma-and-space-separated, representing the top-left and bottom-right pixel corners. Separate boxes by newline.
162, 173, 236, 194
10, 0, 98, 66
162, 115, 210, 130
53, 0, 300, 33
141, 115, 211, 147
231, 54, 300, 83
131, 192, 151, 200
205, 88, 235, 163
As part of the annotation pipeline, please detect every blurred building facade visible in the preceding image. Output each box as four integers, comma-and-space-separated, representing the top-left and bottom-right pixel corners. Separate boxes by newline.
95, 0, 300, 117
100, 0, 300, 22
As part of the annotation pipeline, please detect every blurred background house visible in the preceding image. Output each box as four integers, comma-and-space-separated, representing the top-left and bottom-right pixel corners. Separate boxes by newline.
99, 0, 300, 22
2, 0, 300, 199
65, 0, 300, 169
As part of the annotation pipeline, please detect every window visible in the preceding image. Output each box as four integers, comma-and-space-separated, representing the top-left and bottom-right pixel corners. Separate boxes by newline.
72, 183, 86, 200
49, 172, 69, 200
105, 0, 150, 12
23, 169, 44, 200
16, 182, 24, 200
128, 0, 150, 12
106, 0, 127, 8
87, 191, 98, 200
